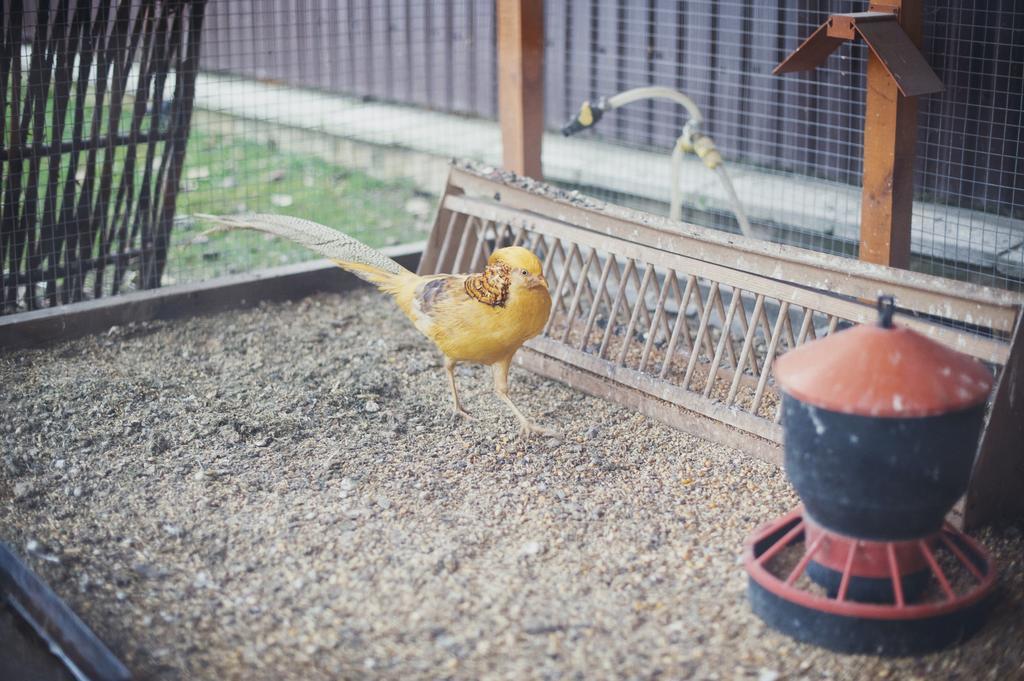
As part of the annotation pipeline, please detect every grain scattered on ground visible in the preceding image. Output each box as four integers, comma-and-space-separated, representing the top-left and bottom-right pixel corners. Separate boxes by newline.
2, 290, 1022, 681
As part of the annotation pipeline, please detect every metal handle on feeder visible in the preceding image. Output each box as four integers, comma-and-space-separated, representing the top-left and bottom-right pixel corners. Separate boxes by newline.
877, 295, 896, 329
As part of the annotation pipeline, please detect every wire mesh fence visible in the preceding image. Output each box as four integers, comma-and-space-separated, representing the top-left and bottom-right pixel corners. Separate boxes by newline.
172, 0, 501, 288
914, 0, 1023, 287
544, 0, 1023, 290
545, 2, 867, 252
2, 1, 1021, 317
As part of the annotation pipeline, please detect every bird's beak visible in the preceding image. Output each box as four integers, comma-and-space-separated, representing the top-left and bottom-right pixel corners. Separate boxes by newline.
535, 274, 548, 289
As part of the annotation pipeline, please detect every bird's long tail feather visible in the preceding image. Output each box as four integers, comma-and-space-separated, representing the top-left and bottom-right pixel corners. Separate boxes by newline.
195, 213, 410, 288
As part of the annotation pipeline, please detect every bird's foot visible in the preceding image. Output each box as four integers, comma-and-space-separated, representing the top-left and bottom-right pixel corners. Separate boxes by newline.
517, 420, 560, 440
451, 406, 474, 421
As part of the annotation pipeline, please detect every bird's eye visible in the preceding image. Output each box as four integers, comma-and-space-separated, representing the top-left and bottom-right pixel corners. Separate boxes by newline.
520, 268, 529, 276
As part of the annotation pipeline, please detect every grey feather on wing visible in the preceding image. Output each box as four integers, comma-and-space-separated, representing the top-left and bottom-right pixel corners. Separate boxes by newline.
417, 277, 451, 313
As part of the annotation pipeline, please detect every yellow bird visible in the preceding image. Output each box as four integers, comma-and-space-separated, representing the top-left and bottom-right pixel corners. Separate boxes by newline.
197, 214, 555, 437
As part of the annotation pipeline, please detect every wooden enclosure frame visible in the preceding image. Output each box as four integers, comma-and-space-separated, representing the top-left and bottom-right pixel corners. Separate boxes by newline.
421, 162, 1024, 528
0, 243, 423, 351
0, 541, 131, 681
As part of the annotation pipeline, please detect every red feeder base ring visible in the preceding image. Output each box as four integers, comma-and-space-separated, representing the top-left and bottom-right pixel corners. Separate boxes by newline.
744, 507, 998, 655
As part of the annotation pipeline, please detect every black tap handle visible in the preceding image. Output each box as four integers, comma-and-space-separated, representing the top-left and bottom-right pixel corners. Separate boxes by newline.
561, 117, 587, 136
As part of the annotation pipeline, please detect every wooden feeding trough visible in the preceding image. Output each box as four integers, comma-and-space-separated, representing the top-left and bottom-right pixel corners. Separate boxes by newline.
420, 161, 1024, 529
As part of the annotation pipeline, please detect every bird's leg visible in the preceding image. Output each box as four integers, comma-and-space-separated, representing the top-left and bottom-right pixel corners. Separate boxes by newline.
491, 357, 557, 439
445, 357, 473, 420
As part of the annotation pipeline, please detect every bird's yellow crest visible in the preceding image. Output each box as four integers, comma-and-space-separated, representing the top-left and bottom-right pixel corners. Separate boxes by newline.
489, 246, 543, 276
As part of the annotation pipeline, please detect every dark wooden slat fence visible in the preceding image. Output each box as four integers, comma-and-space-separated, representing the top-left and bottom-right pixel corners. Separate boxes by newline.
2, 0, 207, 315
198, 0, 499, 118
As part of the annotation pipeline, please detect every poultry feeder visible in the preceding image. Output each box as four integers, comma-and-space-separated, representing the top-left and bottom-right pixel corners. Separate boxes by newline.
744, 296, 999, 655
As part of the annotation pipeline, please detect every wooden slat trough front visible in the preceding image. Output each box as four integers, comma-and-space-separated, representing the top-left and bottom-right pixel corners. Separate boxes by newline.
420, 163, 1024, 512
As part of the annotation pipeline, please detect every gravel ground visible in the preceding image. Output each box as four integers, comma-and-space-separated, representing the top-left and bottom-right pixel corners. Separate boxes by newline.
2, 290, 1023, 681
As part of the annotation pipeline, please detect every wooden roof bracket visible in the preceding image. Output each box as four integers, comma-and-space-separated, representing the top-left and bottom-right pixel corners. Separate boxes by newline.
773, 1, 941, 270
772, 5, 943, 97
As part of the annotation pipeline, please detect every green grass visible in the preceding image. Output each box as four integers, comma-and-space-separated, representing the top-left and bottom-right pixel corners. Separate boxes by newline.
166, 123, 427, 284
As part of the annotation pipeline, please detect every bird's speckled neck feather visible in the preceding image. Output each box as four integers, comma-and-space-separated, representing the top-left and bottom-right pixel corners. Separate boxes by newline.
464, 263, 511, 307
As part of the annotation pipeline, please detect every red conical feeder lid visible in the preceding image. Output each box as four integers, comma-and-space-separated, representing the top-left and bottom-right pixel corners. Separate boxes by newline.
774, 297, 993, 417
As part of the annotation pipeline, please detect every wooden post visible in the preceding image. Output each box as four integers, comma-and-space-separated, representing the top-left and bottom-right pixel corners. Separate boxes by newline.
497, 0, 544, 179
859, 0, 922, 268
964, 310, 1024, 529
